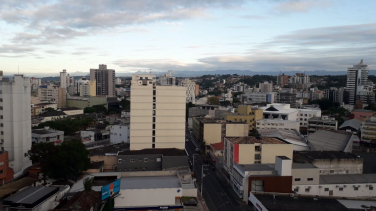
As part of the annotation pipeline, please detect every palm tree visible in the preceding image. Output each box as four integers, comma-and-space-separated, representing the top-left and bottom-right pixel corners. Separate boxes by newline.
83, 177, 93, 193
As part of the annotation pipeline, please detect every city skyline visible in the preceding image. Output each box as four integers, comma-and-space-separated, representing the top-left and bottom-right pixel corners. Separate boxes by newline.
0, 0, 376, 75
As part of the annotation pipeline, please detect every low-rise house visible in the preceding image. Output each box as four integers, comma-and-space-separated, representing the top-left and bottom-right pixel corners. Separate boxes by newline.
89, 143, 129, 171
32, 127, 64, 144
209, 142, 224, 169
0, 151, 14, 183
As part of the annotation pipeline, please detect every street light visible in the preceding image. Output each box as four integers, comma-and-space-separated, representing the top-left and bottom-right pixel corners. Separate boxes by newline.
201, 164, 209, 197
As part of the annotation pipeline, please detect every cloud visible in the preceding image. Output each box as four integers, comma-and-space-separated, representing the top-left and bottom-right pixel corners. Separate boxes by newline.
273, 0, 330, 14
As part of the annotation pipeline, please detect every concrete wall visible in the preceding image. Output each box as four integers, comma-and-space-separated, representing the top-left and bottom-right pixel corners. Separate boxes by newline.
110, 125, 130, 144
261, 144, 293, 164
115, 188, 182, 208
203, 124, 221, 144
292, 168, 320, 185
117, 154, 162, 171
238, 144, 255, 164
162, 156, 189, 170
226, 123, 248, 137
293, 183, 376, 198
90, 155, 117, 171
67, 99, 89, 109
312, 159, 363, 175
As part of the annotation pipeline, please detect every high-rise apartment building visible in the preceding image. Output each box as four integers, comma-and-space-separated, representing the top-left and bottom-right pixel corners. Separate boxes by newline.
277, 73, 289, 87
258, 81, 273, 92
130, 74, 186, 150
158, 70, 176, 86
60, 69, 67, 88
179, 78, 196, 104
346, 60, 369, 105
90, 64, 115, 97
38, 85, 59, 103
0, 73, 32, 177
75, 77, 96, 96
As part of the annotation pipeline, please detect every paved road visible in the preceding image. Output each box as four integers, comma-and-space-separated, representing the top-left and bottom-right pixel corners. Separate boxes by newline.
185, 129, 252, 211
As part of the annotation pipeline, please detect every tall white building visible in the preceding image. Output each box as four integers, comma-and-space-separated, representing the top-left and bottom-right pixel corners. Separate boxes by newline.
90, 64, 115, 97
0, 73, 32, 177
60, 70, 67, 88
347, 60, 369, 105
258, 81, 273, 92
289, 73, 310, 84
130, 74, 186, 150
75, 77, 96, 96
179, 78, 196, 104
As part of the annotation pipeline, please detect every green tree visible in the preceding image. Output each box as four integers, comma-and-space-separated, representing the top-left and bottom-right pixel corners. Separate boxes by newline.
120, 99, 130, 110
220, 100, 231, 107
83, 177, 93, 192
84, 107, 96, 113
207, 97, 219, 105
37, 116, 94, 136
28, 140, 91, 180
92, 105, 107, 114
45, 107, 55, 112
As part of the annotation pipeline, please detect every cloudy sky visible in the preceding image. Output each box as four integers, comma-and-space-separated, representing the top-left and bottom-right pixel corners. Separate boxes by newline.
0, 0, 375, 75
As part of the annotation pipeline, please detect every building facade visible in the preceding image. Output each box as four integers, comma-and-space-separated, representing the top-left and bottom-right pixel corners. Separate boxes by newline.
179, 78, 196, 104
361, 115, 376, 144
0, 74, 32, 177
256, 119, 300, 131
110, 124, 130, 144
307, 116, 338, 134
130, 74, 186, 150
346, 60, 369, 105
90, 64, 115, 97
60, 69, 67, 88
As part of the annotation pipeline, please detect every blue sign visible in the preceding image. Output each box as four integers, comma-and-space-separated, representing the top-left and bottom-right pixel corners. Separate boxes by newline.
101, 179, 121, 200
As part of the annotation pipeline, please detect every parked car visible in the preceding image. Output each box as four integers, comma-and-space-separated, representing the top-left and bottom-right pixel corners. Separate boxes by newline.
183, 198, 198, 206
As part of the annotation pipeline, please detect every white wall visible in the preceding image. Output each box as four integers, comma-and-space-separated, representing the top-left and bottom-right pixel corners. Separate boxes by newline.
115, 188, 183, 208
293, 183, 376, 198
110, 125, 130, 144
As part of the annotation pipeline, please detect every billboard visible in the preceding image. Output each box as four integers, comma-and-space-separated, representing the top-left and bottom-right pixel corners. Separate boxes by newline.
101, 179, 121, 200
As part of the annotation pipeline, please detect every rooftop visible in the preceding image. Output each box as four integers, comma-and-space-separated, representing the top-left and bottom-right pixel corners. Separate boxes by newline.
32, 128, 63, 135
225, 136, 287, 144
258, 129, 306, 145
292, 163, 317, 169
339, 119, 362, 130
118, 148, 186, 156
320, 174, 376, 184
89, 143, 129, 156
120, 176, 181, 189
253, 193, 349, 211
307, 130, 353, 151
210, 142, 224, 151
0, 177, 38, 198
39, 110, 67, 117
293, 151, 362, 163
234, 163, 275, 172
308, 116, 337, 122
3, 186, 59, 208
59, 107, 82, 111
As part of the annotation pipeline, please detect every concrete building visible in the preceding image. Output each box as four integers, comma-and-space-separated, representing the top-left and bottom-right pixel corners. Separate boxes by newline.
242, 92, 275, 104
90, 64, 115, 97
361, 115, 376, 144
293, 151, 363, 175
89, 143, 129, 171
223, 136, 293, 174
191, 117, 248, 145
308, 116, 338, 134
226, 105, 263, 132
60, 69, 67, 88
59, 107, 83, 116
32, 127, 64, 144
30, 77, 41, 92
324, 87, 345, 104
339, 119, 362, 133
38, 85, 59, 103
75, 77, 96, 96
179, 78, 196, 104
277, 73, 289, 86
110, 124, 130, 144
0, 151, 14, 184
39, 111, 68, 122
307, 130, 355, 152
194, 84, 200, 96
256, 119, 300, 131
275, 92, 297, 107
67, 95, 119, 110
289, 73, 310, 84
258, 81, 273, 93
0, 74, 32, 177
116, 148, 188, 171
159, 70, 176, 86
57, 87, 66, 108
130, 74, 186, 150
346, 60, 369, 105
115, 78, 122, 85
351, 109, 376, 121
231, 156, 293, 201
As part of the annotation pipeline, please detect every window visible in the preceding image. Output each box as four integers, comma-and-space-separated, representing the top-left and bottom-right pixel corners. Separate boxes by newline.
118, 159, 122, 163
255, 146, 261, 151
0, 124, 3, 127
139, 158, 143, 161
295, 178, 301, 181
144, 158, 148, 162
254, 154, 261, 160
294, 188, 299, 192
307, 178, 313, 181
0, 131, 3, 135
0, 115, 2, 119
130, 159, 135, 162
0, 107, 2, 110
346, 170, 349, 173
339, 188, 343, 191
153, 90, 156, 95
156, 158, 161, 162
305, 188, 310, 192
354, 187, 359, 191
152, 130, 155, 136
324, 188, 329, 191
330, 170, 334, 173
0, 170, 3, 174
370, 186, 374, 190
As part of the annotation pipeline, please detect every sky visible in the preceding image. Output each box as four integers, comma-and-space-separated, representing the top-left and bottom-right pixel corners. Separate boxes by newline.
0, 0, 376, 76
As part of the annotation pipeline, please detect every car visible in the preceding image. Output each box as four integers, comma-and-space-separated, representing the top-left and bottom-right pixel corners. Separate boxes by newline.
182, 198, 198, 206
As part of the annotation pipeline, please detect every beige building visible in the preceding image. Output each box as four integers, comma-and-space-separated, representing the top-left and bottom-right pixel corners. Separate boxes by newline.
58, 88, 66, 108
226, 105, 263, 132
130, 74, 186, 150
38, 85, 59, 103
223, 136, 293, 173
80, 79, 96, 97
192, 117, 248, 145
90, 64, 115, 97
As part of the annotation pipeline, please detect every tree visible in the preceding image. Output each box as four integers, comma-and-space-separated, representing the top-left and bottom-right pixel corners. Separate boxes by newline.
28, 139, 91, 180
92, 105, 107, 114
45, 107, 55, 112
37, 116, 94, 136
207, 97, 219, 105
220, 100, 231, 107
83, 177, 94, 192
120, 99, 130, 110
84, 107, 96, 113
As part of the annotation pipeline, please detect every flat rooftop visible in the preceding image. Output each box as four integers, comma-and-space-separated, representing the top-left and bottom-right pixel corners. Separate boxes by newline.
292, 163, 317, 169
121, 176, 181, 189
258, 129, 305, 144
225, 136, 287, 144
89, 143, 129, 156
320, 174, 376, 185
235, 163, 275, 172
293, 151, 362, 163
32, 128, 63, 135
307, 130, 352, 151
253, 194, 349, 211
118, 148, 186, 156
308, 117, 337, 122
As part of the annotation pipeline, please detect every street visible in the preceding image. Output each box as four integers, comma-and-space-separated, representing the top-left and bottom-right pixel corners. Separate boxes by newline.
185, 128, 252, 211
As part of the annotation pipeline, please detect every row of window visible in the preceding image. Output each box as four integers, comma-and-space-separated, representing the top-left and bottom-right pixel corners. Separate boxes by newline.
297, 186, 374, 193
118, 158, 161, 163
295, 178, 313, 181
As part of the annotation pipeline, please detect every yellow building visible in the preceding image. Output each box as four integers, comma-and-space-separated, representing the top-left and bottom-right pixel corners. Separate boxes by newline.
130, 74, 186, 150
192, 117, 248, 145
223, 136, 293, 173
226, 105, 263, 132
